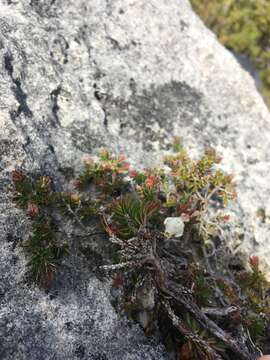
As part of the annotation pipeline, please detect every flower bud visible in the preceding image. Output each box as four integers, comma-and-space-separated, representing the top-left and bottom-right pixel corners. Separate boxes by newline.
129, 169, 138, 178
145, 175, 157, 188
249, 255, 259, 268
72, 179, 82, 190
164, 217, 185, 238
27, 203, 39, 218
11, 170, 25, 182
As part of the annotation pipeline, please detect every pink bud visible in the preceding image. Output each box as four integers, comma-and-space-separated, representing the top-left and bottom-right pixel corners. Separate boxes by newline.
222, 214, 230, 223
145, 175, 157, 188
11, 170, 25, 182
27, 203, 39, 218
119, 162, 130, 171
249, 255, 259, 268
129, 169, 138, 178
72, 179, 82, 190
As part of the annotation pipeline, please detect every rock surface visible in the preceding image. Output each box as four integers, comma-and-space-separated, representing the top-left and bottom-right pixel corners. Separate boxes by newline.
1, 0, 270, 358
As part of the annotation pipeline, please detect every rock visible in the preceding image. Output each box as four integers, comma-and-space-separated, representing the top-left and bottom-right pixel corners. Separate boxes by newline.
1, 0, 270, 358
232, 51, 262, 91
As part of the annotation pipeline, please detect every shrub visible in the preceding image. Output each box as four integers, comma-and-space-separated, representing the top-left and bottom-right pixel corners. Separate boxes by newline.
10, 142, 270, 359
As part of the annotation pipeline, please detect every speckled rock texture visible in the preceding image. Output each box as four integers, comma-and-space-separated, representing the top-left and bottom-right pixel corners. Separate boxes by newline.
1, 0, 270, 358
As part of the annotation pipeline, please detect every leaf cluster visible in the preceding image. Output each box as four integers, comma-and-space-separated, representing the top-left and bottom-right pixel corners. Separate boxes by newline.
111, 196, 160, 238
76, 149, 130, 195
11, 172, 69, 285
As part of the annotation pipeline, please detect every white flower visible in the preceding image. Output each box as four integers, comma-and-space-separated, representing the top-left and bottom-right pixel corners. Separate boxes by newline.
163, 165, 172, 175
164, 217, 185, 238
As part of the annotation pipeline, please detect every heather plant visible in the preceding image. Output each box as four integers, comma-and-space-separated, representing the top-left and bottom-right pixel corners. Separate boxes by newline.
11, 171, 69, 285
10, 142, 270, 359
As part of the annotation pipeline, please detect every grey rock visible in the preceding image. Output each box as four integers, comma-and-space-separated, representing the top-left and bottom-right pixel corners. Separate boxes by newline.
232, 51, 262, 91
1, 0, 270, 358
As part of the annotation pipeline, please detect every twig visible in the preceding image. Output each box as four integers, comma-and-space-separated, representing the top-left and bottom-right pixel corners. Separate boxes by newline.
202, 306, 238, 317
66, 203, 106, 238
162, 300, 223, 360
78, 231, 107, 237
100, 261, 141, 271
201, 245, 229, 307
161, 282, 254, 360
245, 328, 263, 358
66, 203, 88, 231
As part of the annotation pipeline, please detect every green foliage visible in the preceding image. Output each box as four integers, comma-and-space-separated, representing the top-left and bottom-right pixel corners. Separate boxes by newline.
77, 149, 130, 195
11, 143, 237, 287
10, 143, 270, 358
216, 278, 237, 304
215, 257, 270, 343
236, 256, 270, 316
245, 315, 266, 340
55, 191, 81, 213
111, 196, 160, 238
190, 0, 270, 104
164, 146, 236, 207
193, 274, 213, 306
179, 314, 225, 359
11, 171, 69, 286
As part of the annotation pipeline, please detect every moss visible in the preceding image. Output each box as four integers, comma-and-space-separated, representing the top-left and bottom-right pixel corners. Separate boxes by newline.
190, 0, 270, 105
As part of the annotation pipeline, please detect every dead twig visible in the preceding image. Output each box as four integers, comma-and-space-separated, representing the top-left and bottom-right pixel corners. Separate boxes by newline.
162, 299, 223, 360
161, 281, 255, 360
202, 306, 238, 317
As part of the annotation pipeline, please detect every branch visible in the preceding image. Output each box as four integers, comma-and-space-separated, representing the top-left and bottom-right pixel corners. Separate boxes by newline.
100, 261, 141, 272
202, 306, 238, 317
161, 282, 255, 360
162, 300, 223, 360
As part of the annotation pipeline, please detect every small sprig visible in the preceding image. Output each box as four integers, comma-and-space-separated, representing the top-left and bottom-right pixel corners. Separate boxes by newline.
76, 149, 130, 195
10, 172, 69, 286
110, 196, 160, 238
